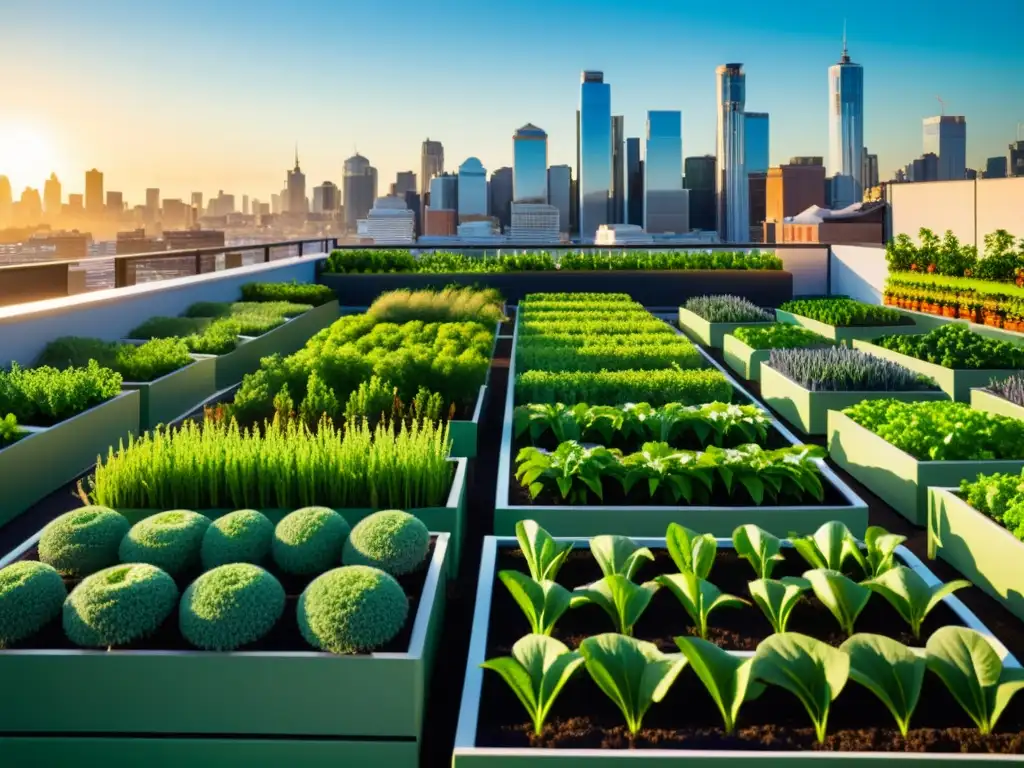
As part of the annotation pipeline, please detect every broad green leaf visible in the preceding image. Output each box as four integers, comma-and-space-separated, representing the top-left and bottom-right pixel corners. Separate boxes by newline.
841, 633, 925, 737
590, 534, 654, 581
925, 626, 1024, 734
732, 524, 785, 580
656, 571, 749, 640
666, 522, 716, 579
674, 635, 761, 733
863, 566, 971, 640
571, 575, 659, 636
481, 634, 584, 735
749, 576, 810, 634
790, 521, 861, 573
580, 633, 688, 736
863, 525, 906, 577
515, 519, 572, 582
753, 632, 850, 743
803, 569, 871, 637
498, 570, 572, 636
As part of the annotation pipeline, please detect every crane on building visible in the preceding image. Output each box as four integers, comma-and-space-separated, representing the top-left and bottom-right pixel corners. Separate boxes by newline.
936, 96, 946, 116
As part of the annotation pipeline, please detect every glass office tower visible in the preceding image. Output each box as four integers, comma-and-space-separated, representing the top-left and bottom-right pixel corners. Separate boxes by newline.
716, 63, 748, 242
578, 70, 612, 240
828, 35, 864, 205
644, 111, 687, 233
626, 137, 643, 226
744, 112, 770, 175
923, 116, 967, 181
513, 124, 549, 202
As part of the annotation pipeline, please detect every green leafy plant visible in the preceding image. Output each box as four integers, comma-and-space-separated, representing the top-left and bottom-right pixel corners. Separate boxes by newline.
674, 635, 763, 733
779, 297, 902, 326
752, 632, 850, 743
840, 634, 926, 737
570, 574, 660, 636
803, 569, 871, 637
748, 577, 811, 634
0, 360, 122, 427
515, 519, 573, 582
684, 295, 774, 323
732, 323, 834, 351
240, 280, 336, 306
480, 634, 584, 736
655, 571, 749, 639
579, 633, 689, 737
179, 563, 286, 651
200, 509, 274, 569
958, 470, 1024, 541
515, 442, 622, 503
862, 525, 906, 577
0, 561, 67, 648
666, 523, 716, 579
925, 626, 1024, 734
732, 524, 785, 579
517, 335, 704, 374
589, 534, 654, 580
37, 336, 193, 383
790, 521, 865, 573
515, 368, 734, 408
0, 412, 23, 448
341, 509, 430, 576
872, 324, 1024, 370
863, 566, 971, 640
368, 286, 504, 325
498, 571, 572, 636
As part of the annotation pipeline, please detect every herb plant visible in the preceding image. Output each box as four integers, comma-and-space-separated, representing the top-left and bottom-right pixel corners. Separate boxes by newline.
240, 281, 336, 306
0, 413, 25, 449
684, 295, 774, 323
515, 369, 734, 408
986, 373, 1024, 407
779, 298, 902, 327
37, 337, 192, 382
840, 634, 926, 737
862, 566, 971, 640
674, 636, 762, 734
517, 337, 704, 374
767, 346, 939, 392
0, 361, 122, 427
367, 286, 504, 325
732, 323, 834, 351
959, 470, 1024, 540
872, 325, 1024, 370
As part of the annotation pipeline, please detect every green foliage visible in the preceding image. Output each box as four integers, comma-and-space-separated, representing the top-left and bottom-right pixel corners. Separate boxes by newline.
779, 298, 902, 326
0, 412, 24, 448
481, 634, 585, 736
571, 574, 659, 636
578, 633, 689, 736
842, 399, 1024, 461
0, 360, 122, 426
298, 370, 340, 427
179, 563, 286, 650
863, 525, 906, 577
38, 506, 130, 577
863, 566, 971, 640
516, 442, 622, 504
803, 569, 871, 637
498, 570, 572, 636
520, 317, 675, 337
37, 337, 193, 382
666, 523, 715, 579
684, 295, 774, 323
118, 510, 212, 576
128, 315, 243, 355
589, 535, 654, 580
523, 292, 633, 303
790, 520, 869, 574
200, 509, 274, 569
674, 636, 762, 733
342, 509, 430, 576
368, 286, 504, 325
63, 563, 179, 648
841, 634, 926, 737
732, 524, 785, 580
752, 632, 850, 743
732, 323, 834, 351
655, 571, 749, 639
768, 346, 939, 392
273, 507, 351, 575
515, 519, 572, 582
959, 470, 1024, 540
297, 565, 409, 653
748, 577, 811, 634
872, 325, 1024, 370
0, 561, 66, 647
924, 626, 1024, 734
886, 228, 1023, 280
517, 336, 704, 374
240, 280, 337, 306
515, 369, 734, 408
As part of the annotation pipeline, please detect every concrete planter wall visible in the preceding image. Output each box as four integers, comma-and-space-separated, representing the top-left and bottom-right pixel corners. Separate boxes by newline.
775, 309, 918, 344
759, 364, 948, 436
122, 355, 217, 429
0, 531, 449, 768
896, 306, 1024, 345
928, 487, 1024, 623
0, 391, 140, 526
450, 385, 487, 458
721, 333, 772, 383
827, 410, 1024, 526
852, 340, 1021, 403
970, 387, 1024, 421
677, 307, 772, 349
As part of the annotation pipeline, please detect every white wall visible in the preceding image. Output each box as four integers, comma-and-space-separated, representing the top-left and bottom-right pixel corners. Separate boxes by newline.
975, 178, 1024, 243
776, 247, 829, 296
888, 177, 1024, 248
830, 245, 887, 304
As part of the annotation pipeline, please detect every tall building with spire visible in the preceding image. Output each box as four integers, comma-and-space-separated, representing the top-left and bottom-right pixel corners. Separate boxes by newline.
828, 24, 864, 207
287, 147, 306, 216
716, 63, 748, 242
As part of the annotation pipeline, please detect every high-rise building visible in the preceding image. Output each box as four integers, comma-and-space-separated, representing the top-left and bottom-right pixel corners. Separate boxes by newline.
578, 70, 612, 240
626, 138, 643, 226
716, 63, 748, 242
827, 30, 865, 206
923, 116, 967, 181
488, 167, 513, 231
315, 181, 340, 212
985, 157, 1008, 179
146, 188, 160, 221
611, 115, 625, 223
242, 195, 249, 216
862, 148, 879, 190
429, 173, 458, 211
1011, 141, 1024, 177
161, 199, 190, 230
287, 150, 307, 215
421, 139, 444, 195
513, 124, 548, 202
85, 169, 104, 216
791, 156, 824, 166
458, 157, 488, 219
43, 173, 62, 220
343, 153, 377, 231
744, 113, 770, 174
271, 194, 281, 215
20, 187, 43, 224
357, 196, 415, 244
0, 175, 12, 227
644, 111, 688, 234
394, 171, 417, 197
684, 155, 716, 232
105, 191, 123, 215
191, 192, 203, 212
547, 165, 572, 235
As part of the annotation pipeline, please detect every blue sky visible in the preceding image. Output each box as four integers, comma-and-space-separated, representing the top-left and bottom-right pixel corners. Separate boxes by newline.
1, 0, 1020, 202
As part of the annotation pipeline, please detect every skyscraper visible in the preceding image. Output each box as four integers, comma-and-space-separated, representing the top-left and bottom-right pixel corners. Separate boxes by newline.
716, 64, 748, 242
862, 148, 879, 189
43, 173, 62, 220
316, 181, 340, 212
578, 70, 612, 240
105, 191, 123, 215
394, 171, 417, 197
458, 157, 488, 218
1012, 141, 1024, 177
547, 165, 571, 235
744, 113, 770, 174
0, 176, 11, 227
611, 115, 625, 223
923, 116, 967, 181
429, 173, 458, 211
985, 156, 1008, 179
146, 188, 160, 222
343, 154, 377, 231
421, 139, 444, 195
513, 124, 548, 202
684, 156, 717, 232
827, 29, 864, 206
644, 111, 688, 234
488, 167, 513, 231
85, 169, 104, 216
287, 150, 306, 215
191, 192, 203, 211
626, 138, 643, 226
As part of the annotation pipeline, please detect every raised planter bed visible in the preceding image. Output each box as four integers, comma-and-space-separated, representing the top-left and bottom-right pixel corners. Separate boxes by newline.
0, 391, 139, 527
852, 339, 1022, 404
776, 308, 918, 344
121, 355, 217, 429
827, 410, 1024, 526
677, 307, 772, 350
451, 534, 1019, 766
759, 363, 948, 436
721, 332, 772, 383
449, 321, 501, 458
970, 387, 1024, 421
0, 529, 449, 768
928, 487, 1024, 623
895, 306, 1024, 345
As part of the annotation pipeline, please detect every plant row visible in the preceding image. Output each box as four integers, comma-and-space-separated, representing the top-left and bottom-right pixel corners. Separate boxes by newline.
886, 228, 1024, 282
987, 373, 1024, 407
683, 295, 774, 324
767, 346, 939, 393
731, 323, 834, 350
0, 361, 122, 428
960, 470, 1024, 541
779, 297, 903, 327
870, 324, 1024, 370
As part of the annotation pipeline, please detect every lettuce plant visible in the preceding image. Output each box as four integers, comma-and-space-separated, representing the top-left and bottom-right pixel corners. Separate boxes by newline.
778, 298, 901, 326
790, 521, 864, 573
589, 535, 654, 580
674, 636, 763, 733
803, 569, 871, 637
481, 634, 585, 736
666, 523, 716, 579
655, 571, 749, 640
840, 634, 925, 737
748, 577, 810, 634
498, 570, 572, 636
579, 633, 688, 737
873, 325, 1024, 370
732, 524, 785, 579
862, 525, 906, 577
515, 442, 622, 503
752, 633, 850, 743
571, 575, 659, 636
925, 626, 1024, 734
863, 566, 971, 640
515, 519, 572, 582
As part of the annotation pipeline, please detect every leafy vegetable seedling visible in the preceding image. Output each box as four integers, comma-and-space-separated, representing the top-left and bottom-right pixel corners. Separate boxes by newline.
748, 576, 811, 634
862, 525, 907, 578
732, 524, 785, 580
863, 566, 971, 640
803, 569, 871, 637
515, 519, 572, 582
589, 534, 654, 581
790, 521, 864, 573
655, 571, 749, 640
571, 575, 659, 636
666, 522, 716, 579
675, 636, 764, 733
841, 633, 925, 737
498, 570, 572, 636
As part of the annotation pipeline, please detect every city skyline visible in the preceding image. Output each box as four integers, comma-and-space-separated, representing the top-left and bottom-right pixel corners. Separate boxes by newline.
1, 0, 1020, 202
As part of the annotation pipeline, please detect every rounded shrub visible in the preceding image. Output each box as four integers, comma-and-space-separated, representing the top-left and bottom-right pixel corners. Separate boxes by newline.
272, 507, 350, 575
0, 561, 67, 647
38, 506, 131, 577
297, 565, 408, 654
342, 510, 430, 576
118, 510, 212, 576
200, 510, 274, 569
63, 563, 178, 647
179, 563, 285, 651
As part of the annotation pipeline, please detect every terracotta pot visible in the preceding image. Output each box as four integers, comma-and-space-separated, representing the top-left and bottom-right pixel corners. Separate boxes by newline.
942, 306, 958, 318
1006, 321, 1019, 332
929, 304, 942, 315
883, 295, 893, 306
911, 300, 922, 311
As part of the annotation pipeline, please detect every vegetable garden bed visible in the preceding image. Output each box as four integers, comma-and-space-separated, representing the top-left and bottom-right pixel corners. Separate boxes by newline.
121, 354, 217, 429
677, 302, 773, 349
722, 333, 772, 383
971, 387, 1024, 421
776, 298, 918, 344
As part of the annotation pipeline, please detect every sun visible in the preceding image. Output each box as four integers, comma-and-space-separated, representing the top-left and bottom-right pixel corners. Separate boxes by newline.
0, 121, 57, 192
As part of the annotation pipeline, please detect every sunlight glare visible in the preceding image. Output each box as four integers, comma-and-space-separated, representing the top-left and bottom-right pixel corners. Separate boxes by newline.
0, 122, 56, 191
